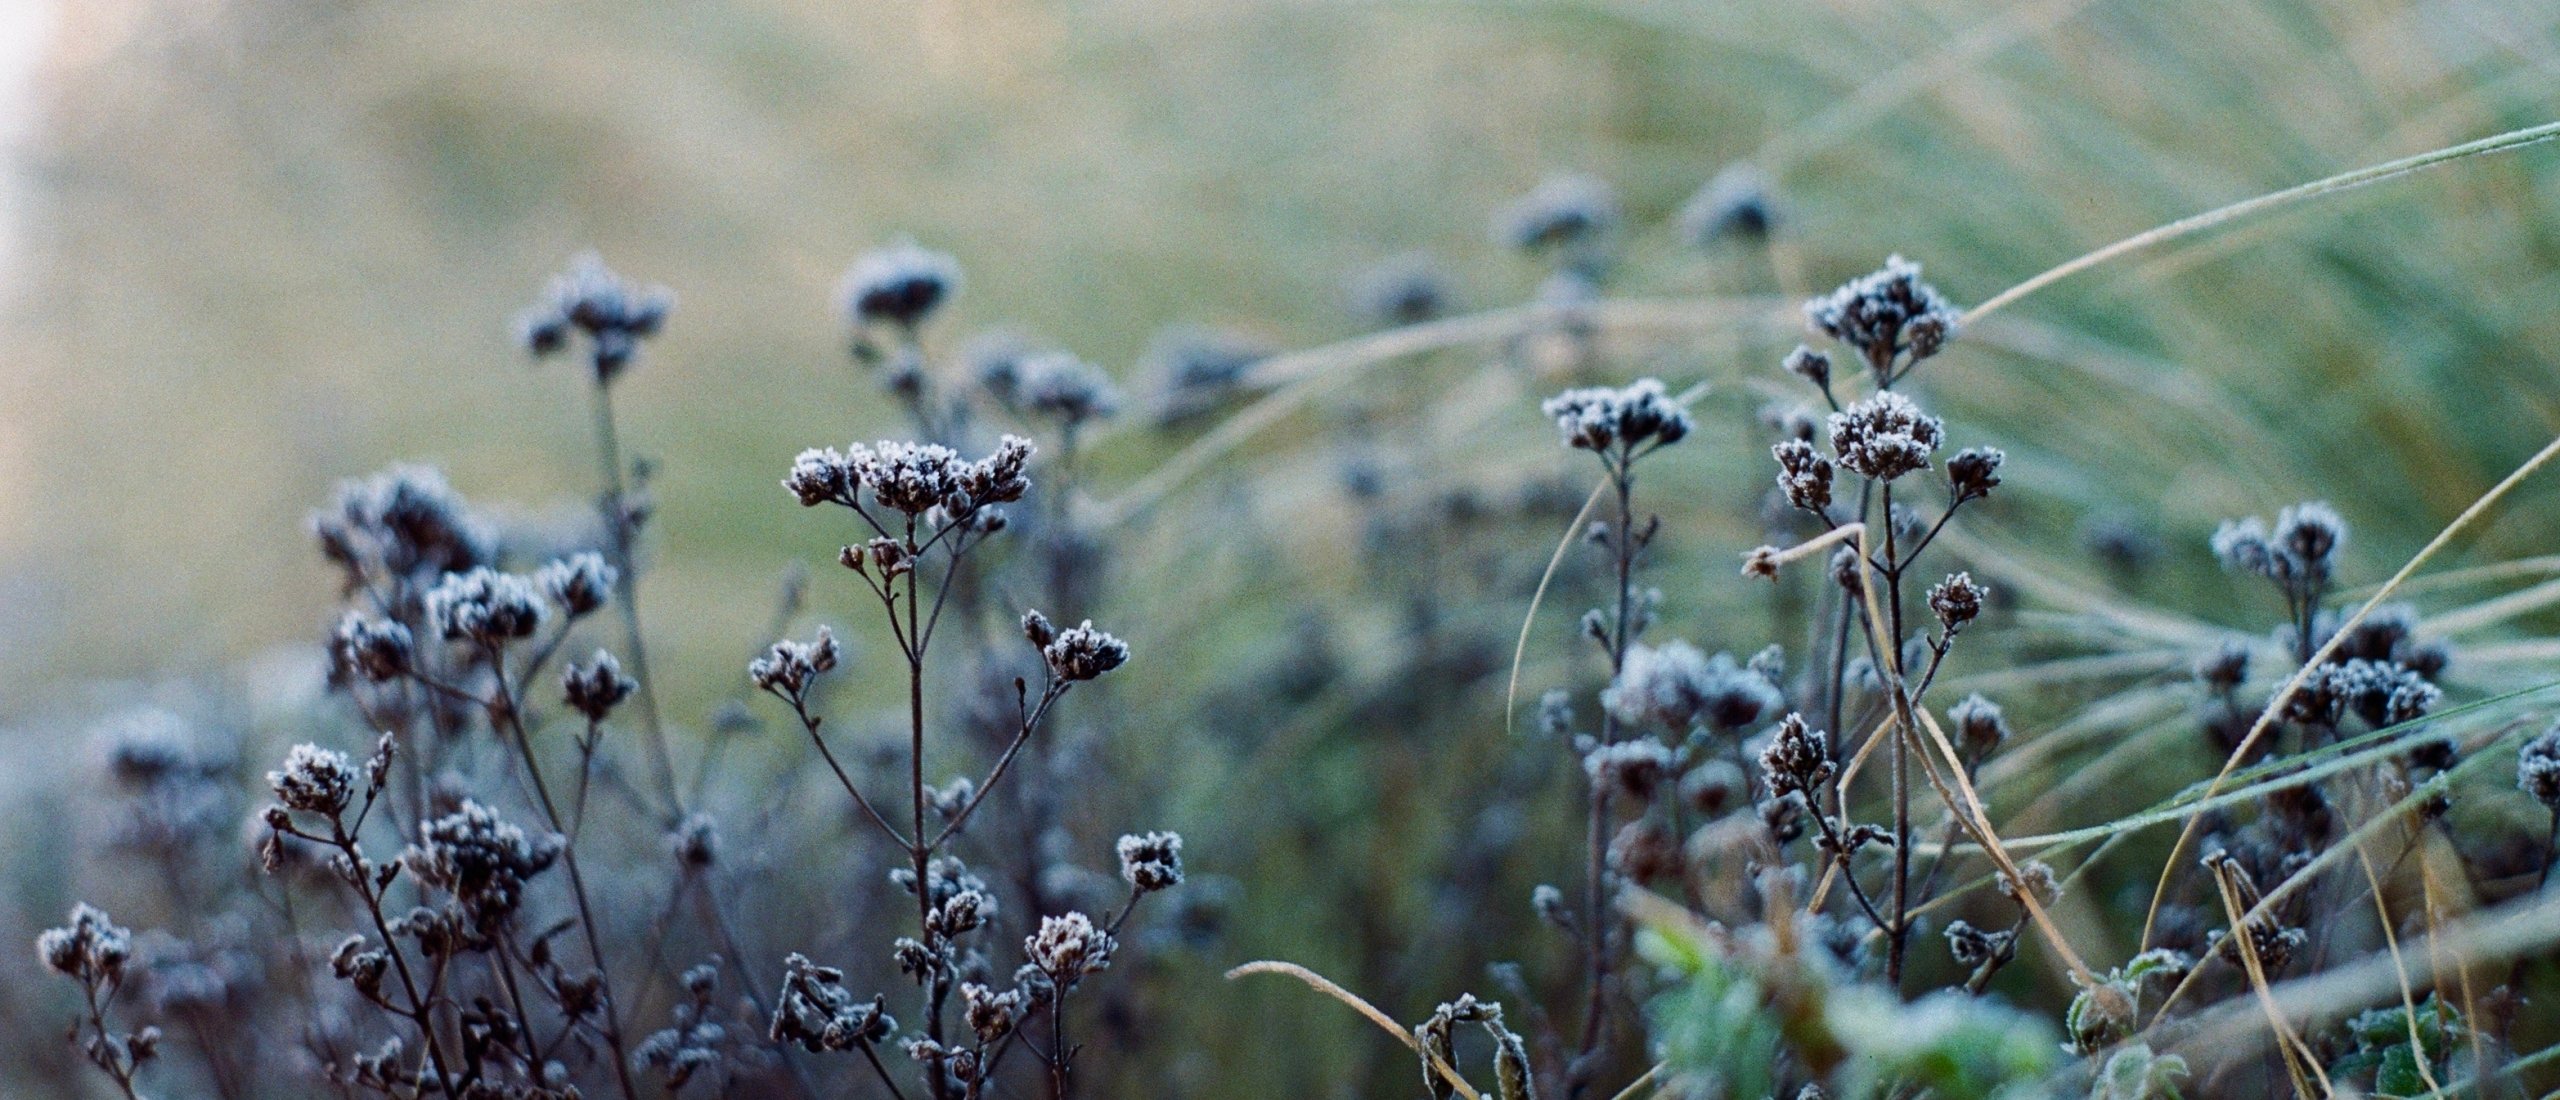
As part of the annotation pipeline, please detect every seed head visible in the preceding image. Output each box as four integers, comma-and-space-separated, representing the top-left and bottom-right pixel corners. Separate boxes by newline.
518, 252, 675, 382
1349, 252, 1453, 327
37, 904, 132, 983
1758, 713, 1835, 799
270, 743, 357, 817
839, 239, 961, 330
1929, 572, 1988, 632
1947, 693, 2010, 759
536, 552, 617, 618
1677, 165, 1774, 247
331, 611, 414, 684
1493, 173, 1620, 253
750, 627, 841, 700
1116, 831, 1184, 893
563, 649, 638, 722
1541, 378, 1692, 455
425, 567, 547, 646
1947, 446, 2004, 502
1803, 255, 1961, 371
2516, 724, 2560, 808
1828, 391, 1943, 482
1026, 912, 1114, 981
1036, 617, 1128, 682
1772, 439, 1834, 514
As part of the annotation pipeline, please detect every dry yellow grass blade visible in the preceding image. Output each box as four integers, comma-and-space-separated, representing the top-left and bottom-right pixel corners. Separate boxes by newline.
2211, 863, 2332, 1098
1224, 960, 1484, 1100
1965, 120, 2560, 322
2353, 845, 2445, 1098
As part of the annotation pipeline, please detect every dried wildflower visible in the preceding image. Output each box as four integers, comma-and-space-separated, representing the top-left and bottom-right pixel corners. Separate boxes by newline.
1026, 912, 1114, 981
1828, 544, 1865, 596
1493, 173, 1619, 253
1803, 255, 1961, 371
425, 567, 546, 646
1947, 694, 2010, 759
1033, 615, 1129, 682
1680, 759, 1747, 816
1608, 818, 1681, 884
561, 649, 638, 722
1116, 831, 1184, 893
1783, 345, 1833, 391
1758, 713, 1835, 799
313, 464, 494, 582
1946, 446, 2004, 502
2330, 658, 2441, 727
330, 934, 390, 1000
38, 904, 132, 982
1677, 165, 1773, 247
1540, 378, 1692, 455
1944, 920, 2015, 969
1583, 740, 1675, 803
269, 743, 356, 817
1603, 642, 1780, 733
402, 800, 562, 937
1999, 860, 2063, 906
329, 611, 413, 684
536, 551, 616, 619
1141, 323, 1272, 425
1531, 884, 1574, 932
2519, 724, 2560, 808
839, 239, 962, 330
1929, 572, 1988, 632
750, 627, 840, 700
670, 813, 720, 869
960, 982, 1028, 1043
2195, 641, 2250, 693
635, 963, 727, 1089
518, 252, 676, 381
1828, 390, 1944, 482
1014, 351, 1122, 425
1350, 252, 1453, 327
1772, 439, 1834, 514
770, 954, 895, 1053
2215, 502, 2347, 599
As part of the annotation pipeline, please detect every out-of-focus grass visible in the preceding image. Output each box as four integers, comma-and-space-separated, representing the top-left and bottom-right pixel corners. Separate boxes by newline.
6, 0, 2560, 1095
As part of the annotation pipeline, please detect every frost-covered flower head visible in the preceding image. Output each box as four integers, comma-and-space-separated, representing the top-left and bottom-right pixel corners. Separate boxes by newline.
1804, 254, 1961, 372
425, 567, 547, 646
770, 953, 895, 1052
1026, 912, 1114, 981
1348, 251, 1453, 328
749, 627, 840, 701
1116, 831, 1184, 893
1604, 641, 1781, 733
1142, 324, 1272, 426
2519, 723, 2560, 808
1828, 390, 1944, 482
783, 436, 1034, 518
839, 239, 961, 330
313, 464, 494, 583
1541, 378, 1693, 456
37, 904, 132, 983
268, 743, 357, 817
2212, 502, 2347, 601
1494, 172, 1620, 253
402, 800, 562, 935
536, 552, 616, 619
1022, 611, 1129, 682
1678, 164, 1774, 247
1014, 352, 1122, 426
518, 251, 676, 382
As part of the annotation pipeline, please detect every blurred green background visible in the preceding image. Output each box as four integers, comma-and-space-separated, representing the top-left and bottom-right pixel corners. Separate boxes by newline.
6, 0, 2560, 1095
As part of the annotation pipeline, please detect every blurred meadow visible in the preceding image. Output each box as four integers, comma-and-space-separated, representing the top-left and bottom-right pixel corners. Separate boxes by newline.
6, 0, 2560, 1096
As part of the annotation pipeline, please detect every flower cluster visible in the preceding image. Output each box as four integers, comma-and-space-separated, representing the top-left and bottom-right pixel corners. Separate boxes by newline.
425, 566, 548, 647
1602, 641, 1780, 733
784, 435, 1034, 518
38, 904, 133, 984
1827, 390, 1944, 482
769, 954, 896, 1053
268, 743, 357, 817
1540, 378, 1693, 455
518, 252, 676, 381
1117, 831, 1185, 893
1758, 713, 1836, 800
312, 464, 494, 584
749, 626, 840, 700
2212, 502, 2346, 602
1494, 172, 1620, 253
562, 649, 637, 722
401, 800, 563, 938
1026, 911, 1114, 982
1023, 611, 1130, 683
536, 551, 616, 618
2521, 723, 2560, 808
839, 239, 963, 330
1802, 254, 1961, 371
